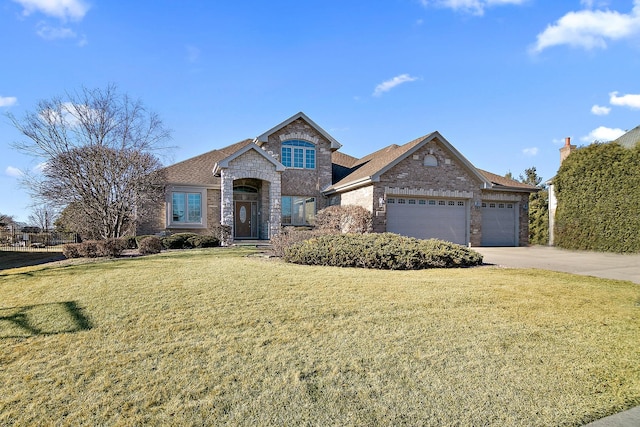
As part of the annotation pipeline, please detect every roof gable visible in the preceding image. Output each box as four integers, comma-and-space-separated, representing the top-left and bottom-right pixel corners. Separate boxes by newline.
255, 112, 342, 151
213, 143, 285, 175
329, 132, 492, 192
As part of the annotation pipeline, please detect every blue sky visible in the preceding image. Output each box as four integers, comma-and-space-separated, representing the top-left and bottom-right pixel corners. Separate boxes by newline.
2, 0, 640, 223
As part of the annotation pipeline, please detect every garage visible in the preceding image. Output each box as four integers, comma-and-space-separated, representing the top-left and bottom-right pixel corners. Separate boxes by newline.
386, 197, 468, 245
481, 202, 517, 246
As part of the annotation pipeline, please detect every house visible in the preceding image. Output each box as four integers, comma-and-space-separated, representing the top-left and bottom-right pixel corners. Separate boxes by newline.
140, 112, 537, 246
547, 127, 640, 246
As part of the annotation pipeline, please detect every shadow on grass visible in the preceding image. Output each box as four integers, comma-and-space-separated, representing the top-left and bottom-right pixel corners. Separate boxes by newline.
0, 301, 92, 338
0, 251, 66, 271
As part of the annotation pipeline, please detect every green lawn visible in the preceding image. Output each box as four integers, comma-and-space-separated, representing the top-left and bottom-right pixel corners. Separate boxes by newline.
1, 248, 639, 426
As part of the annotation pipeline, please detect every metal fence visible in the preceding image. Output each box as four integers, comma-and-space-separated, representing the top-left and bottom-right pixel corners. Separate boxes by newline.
0, 230, 79, 252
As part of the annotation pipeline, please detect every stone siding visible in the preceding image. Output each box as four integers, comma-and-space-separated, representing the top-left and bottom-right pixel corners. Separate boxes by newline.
261, 118, 332, 211
220, 149, 281, 243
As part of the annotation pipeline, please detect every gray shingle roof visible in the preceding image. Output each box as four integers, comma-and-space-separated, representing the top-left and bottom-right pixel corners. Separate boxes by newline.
163, 139, 253, 185
613, 125, 640, 149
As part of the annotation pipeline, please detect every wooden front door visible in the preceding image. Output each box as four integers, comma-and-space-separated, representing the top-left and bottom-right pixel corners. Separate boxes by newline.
234, 201, 254, 238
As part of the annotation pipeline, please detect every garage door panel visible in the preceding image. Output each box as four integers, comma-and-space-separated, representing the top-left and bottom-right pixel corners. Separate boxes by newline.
481, 202, 516, 246
387, 198, 467, 245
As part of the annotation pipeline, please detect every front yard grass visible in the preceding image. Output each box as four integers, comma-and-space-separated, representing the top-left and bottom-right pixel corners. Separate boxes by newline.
1, 248, 638, 426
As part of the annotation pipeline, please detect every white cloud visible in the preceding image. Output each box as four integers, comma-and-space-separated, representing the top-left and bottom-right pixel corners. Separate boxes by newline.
591, 104, 611, 115
373, 74, 419, 97
581, 126, 625, 142
0, 96, 18, 107
420, 0, 527, 16
609, 91, 640, 109
36, 22, 76, 40
531, 0, 640, 53
5, 166, 23, 177
522, 147, 538, 156
12, 0, 90, 21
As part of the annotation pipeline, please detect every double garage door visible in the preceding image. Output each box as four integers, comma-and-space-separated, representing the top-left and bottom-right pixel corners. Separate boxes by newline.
387, 197, 519, 246
481, 202, 517, 246
387, 197, 467, 245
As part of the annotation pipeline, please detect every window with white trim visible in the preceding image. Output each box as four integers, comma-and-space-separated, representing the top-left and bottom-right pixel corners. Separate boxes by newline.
282, 196, 316, 225
171, 191, 203, 224
281, 140, 316, 169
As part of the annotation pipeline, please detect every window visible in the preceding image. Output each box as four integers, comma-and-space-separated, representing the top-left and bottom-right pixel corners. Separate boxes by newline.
281, 140, 316, 169
387, 198, 396, 204
408, 199, 416, 204
419, 199, 426, 205
172, 191, 202, 224
423, 154, 438, 167
282, 196, 316, 225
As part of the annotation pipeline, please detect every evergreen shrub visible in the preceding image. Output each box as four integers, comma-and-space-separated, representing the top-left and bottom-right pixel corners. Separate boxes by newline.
554, 142, 640, 253
284, 233, 483, 270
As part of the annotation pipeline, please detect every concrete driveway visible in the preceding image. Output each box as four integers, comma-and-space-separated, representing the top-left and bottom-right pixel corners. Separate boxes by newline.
474, 246, 640, 284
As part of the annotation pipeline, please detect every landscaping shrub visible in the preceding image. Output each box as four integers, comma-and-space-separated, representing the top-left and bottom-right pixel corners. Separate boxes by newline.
284, 233, 483, 270
62, 243, 81, 259
161, 233, 198, 249
77, 241, 99, 258
270, 227, 320, 258
554, 142, 640, 253
120, 235, 138, 249
135, 235, 156, 248
95, 239, 126, 258
314, 205, 372, 233
138, 236, 162, 255
186, 235, 220, 248
160, 233, 221, 249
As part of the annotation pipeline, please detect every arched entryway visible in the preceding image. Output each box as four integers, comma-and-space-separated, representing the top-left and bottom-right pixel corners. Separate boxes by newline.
233, 179, 260, 239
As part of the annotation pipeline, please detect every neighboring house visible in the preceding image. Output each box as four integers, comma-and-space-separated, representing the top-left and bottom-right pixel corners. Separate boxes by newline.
547, 127, 640, 245
140, 112, 536, 246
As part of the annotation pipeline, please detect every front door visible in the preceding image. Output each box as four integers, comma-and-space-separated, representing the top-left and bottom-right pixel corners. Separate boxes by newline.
234, 201, 255, 239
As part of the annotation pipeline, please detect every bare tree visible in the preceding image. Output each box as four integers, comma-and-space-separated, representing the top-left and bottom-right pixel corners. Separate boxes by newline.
0, 212, 16, 227
28, 204, 58, 233
9, 85, 170, 239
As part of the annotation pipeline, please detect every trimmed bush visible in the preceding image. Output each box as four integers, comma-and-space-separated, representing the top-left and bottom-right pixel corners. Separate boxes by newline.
135, 235, 156, 248
120, 236, 138, 249
284, 233, 483, 270
78, 241, 99, 258
62, 243, 81, 259
160, 233, 221, 249
186, 235, 220, 248
95, 238, 126, 258
138, 236, 162, 255
314, 205, 372, 234
270, 227, 320, 258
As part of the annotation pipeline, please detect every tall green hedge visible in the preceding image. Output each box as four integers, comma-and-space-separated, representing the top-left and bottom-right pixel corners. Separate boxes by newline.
554, 142, 640, 253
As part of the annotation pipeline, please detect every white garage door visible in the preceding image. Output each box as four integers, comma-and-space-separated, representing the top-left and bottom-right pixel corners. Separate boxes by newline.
387, 197, 467, 245
481, 202, 517, 246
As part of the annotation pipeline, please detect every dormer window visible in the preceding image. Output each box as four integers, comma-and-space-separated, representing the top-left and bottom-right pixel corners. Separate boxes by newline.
281, 140, 316, 169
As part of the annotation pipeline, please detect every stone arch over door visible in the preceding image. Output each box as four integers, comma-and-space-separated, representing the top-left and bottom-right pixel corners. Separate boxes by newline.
219, 149, 282, 242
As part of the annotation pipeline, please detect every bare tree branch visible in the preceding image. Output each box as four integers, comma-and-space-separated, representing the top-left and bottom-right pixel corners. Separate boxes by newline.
8, 85, 171, 239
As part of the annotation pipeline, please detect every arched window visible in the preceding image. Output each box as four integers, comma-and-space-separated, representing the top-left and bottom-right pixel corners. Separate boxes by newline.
281, 140, 316, 169
424, 154, 438, 167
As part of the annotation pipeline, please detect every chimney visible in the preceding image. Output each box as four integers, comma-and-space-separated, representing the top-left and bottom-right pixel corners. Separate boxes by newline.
559, 136, 576, 164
